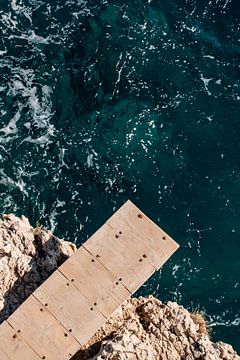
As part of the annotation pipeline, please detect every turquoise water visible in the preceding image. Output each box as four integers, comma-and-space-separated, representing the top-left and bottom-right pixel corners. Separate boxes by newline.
0, 0, 240, 351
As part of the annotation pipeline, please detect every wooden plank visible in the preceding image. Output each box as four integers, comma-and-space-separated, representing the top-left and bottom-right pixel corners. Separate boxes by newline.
83, 223, 156, 293
83, 200, 179, 293
0, 321, 40, 360
59, 246, 131, 318
107, 210, 173, 270
33, 269, 107, 345
0, 350, 9, 360
109, 200, 179, 267
7, 295, 80, 360
0, 324, 10, 360
0, 348, 9, 360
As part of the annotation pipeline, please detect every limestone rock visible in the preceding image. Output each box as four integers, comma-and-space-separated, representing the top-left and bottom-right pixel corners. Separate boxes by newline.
74, 297, 240, 360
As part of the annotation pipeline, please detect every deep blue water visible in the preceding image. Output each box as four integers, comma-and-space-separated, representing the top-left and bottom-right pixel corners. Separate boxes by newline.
0, 0, 240, 351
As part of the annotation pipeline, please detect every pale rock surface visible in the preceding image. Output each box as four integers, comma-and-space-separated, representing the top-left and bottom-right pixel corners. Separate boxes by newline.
0, 214, 76, 322
74, 297, 240, 360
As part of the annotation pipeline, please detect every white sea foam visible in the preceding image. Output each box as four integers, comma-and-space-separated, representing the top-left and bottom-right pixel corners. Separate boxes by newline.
1, 12, 18, 30
200, 74, 213, 95
59, 147, 70, 169
11, 0, 33, 23
0, 50, 7, 56
0, 169, 28, 196
203, 55, 215, 59
0, 111, 20, 137
112, 52, 127, 98
21, 124, 55, 145
48, 199, 67, 232
87, 153, 94, 167
6, 68, 55, 144
10, 31, 50, 44
208, 314, 240, 328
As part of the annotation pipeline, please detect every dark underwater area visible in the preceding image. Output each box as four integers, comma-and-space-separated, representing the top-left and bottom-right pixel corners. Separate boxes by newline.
0, 0, 240, 351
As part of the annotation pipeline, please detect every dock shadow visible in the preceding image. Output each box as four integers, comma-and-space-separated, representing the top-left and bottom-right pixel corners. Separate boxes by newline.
71, 333, 114, 360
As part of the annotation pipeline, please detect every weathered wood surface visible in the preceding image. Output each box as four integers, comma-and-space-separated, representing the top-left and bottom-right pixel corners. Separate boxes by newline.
34, 269, 106, 345
0, 321, 40, 360
84, 200, 179, 293
0, 200, 179, 360
7, 295, 80, 359
59, 246, 130, 318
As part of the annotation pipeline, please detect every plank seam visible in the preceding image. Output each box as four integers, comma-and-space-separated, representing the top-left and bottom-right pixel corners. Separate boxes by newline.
118, 202, 180, 250
59, 263, 124, 309
83, 239, 155, 292
113, 211, 179, 258
30, 293, 83, 348
106, 221, 160, 271
82, 244, 132, 294
57, 268, 108, 320
83, 222, 157, 288
6, 320, 42, 359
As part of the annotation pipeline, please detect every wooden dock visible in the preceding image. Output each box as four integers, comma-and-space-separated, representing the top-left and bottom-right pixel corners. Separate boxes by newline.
0, 200, 179, 360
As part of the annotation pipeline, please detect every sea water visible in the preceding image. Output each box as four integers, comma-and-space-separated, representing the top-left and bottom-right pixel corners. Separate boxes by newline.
0, 0, 240, 351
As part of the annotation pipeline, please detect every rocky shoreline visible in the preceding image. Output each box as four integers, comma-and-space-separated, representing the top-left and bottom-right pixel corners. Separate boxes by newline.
74, 296, 240, 360
0, 214, 239, 360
